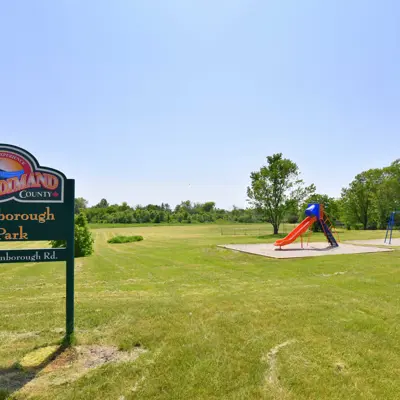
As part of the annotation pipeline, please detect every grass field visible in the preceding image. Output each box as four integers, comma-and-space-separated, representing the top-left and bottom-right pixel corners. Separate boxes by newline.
1, 224, 400, 399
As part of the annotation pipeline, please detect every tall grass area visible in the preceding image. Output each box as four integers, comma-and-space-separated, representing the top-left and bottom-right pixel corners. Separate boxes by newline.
0, 224, 399, 399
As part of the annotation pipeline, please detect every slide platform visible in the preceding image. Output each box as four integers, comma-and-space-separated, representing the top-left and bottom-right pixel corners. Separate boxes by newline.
274, 216, 316, 247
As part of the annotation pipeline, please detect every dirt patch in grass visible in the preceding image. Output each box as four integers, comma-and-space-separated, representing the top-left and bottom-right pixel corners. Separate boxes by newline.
319, 271, 348, 277
264, 340, 296, 386
0, 345, 147, 398
262, 339, 296, 398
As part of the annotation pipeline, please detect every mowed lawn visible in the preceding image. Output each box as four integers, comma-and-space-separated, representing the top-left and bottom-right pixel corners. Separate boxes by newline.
1, 224, 400, 399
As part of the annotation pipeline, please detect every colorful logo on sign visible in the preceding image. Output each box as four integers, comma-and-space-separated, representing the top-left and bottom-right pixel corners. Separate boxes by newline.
0, 144, 64, 203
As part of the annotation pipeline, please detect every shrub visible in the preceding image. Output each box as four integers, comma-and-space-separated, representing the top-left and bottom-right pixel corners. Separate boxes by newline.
50, 212, 94, 257
0, 389, 10, 400
107, 235, 143, 244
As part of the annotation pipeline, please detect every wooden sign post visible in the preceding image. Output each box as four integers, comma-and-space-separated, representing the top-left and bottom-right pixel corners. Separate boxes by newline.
0, 144, 75, 344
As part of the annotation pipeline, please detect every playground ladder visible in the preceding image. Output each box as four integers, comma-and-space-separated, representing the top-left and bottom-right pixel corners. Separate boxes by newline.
320, 215, 339, 247
323, 213, 340, 244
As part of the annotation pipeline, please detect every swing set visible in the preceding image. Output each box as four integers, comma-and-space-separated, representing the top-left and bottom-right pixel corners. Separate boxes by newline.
384, 211, 400, 244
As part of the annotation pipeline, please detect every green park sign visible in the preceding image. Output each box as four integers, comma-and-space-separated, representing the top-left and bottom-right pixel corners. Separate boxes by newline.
0, 143, 75, 343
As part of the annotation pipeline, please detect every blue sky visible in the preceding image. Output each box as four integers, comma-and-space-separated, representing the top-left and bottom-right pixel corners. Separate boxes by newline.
1, 1, 399, 209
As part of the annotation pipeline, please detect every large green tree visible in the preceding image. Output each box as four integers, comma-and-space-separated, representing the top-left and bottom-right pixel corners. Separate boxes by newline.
338, 160, 400, 230
247, 153, 315, 234
368, 168, 394, 229
370, 161, 400, 228
341, 171, 374, 229
340, 165, 400, 229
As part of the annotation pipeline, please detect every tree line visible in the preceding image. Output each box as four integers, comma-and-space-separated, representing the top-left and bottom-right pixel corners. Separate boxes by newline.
75, 198, 265, 225
75, 154, 400, 233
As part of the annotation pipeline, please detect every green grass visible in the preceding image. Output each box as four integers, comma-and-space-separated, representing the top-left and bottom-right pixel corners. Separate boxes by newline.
0, 224, 400, 399
107, 235, 144, 244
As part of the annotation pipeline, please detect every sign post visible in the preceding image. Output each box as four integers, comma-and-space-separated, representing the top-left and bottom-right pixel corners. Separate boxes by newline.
0, 144, 75, 344
66, 179, 75, 342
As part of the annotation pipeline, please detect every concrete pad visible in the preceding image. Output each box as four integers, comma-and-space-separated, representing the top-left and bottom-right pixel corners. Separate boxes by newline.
218, 242, 393, 259
345, 238, 400, 247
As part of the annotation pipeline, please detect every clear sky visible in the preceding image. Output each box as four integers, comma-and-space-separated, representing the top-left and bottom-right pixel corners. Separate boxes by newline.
1, 1, 399, 209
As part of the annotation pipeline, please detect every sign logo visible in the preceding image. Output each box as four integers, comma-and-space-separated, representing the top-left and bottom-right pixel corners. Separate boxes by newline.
0, 144, 64, 203
0, 143, 75, 344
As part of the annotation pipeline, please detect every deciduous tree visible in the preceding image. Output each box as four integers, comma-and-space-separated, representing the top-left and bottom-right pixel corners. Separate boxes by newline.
341, 171, 374, 229
247, 153, 315, 234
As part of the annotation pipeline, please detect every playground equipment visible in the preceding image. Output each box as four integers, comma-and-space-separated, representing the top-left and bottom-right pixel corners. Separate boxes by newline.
274, 203, 339, 248
384, 211, 399, 244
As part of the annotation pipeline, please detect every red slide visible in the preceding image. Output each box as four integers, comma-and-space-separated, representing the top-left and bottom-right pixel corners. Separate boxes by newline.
274, 216, 317, 247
